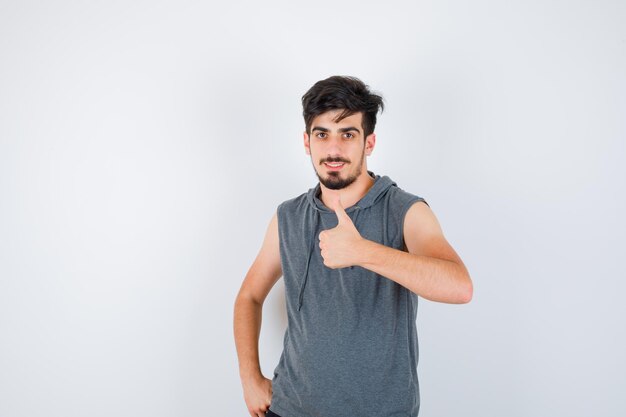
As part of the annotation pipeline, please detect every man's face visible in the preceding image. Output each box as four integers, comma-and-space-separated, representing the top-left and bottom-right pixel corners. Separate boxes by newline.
304, 109, 375, 190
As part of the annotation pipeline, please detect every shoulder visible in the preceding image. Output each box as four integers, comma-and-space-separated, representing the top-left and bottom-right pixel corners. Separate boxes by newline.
278, 192, 308, 209
386, 185, 429, 222
401, 193, 452, 259
402, 197, 467, 269
404, 198, 438, 236
277, 191, 309, 218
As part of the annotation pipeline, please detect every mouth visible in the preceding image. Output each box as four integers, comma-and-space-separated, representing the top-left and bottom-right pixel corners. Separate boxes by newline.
323, 162, 346, 171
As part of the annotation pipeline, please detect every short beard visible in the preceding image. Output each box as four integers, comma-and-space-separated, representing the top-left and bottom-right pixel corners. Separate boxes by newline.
313, 149, 365, 190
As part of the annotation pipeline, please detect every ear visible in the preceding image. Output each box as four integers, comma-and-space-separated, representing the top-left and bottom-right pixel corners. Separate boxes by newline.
303, 131, 311, 155
364, 133, 376, 156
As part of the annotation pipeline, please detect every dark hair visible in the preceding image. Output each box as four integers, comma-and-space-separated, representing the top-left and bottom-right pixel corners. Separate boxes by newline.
301, 75, 384, 138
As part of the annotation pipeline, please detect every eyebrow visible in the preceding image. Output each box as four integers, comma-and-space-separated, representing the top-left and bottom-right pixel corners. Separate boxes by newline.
311, 126, 361, 134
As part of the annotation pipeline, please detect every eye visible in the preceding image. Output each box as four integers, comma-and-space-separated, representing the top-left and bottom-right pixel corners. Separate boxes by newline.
343, 132, 354, 139
315, 132, 327, 139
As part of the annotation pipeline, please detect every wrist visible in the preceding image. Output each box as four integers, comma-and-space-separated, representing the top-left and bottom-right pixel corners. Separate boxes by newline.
239, 366, 263, 383
355, 237, 375, 267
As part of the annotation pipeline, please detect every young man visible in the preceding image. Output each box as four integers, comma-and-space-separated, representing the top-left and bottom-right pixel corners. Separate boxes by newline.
233, 76, 473, 417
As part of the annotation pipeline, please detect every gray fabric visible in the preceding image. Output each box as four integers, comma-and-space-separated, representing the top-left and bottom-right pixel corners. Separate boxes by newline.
271, 170, 428, 417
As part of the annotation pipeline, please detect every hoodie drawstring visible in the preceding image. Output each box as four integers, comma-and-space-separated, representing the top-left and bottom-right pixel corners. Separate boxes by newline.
298, 211, 319, 311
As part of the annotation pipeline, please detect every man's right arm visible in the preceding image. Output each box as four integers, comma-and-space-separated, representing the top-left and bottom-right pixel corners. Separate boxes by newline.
233, 210, 282, 417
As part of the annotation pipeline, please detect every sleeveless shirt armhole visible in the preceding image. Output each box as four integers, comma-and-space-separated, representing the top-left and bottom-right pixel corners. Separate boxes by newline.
276, 201, 286, 232
399, 196, 429, 251
276, 202, 285, 263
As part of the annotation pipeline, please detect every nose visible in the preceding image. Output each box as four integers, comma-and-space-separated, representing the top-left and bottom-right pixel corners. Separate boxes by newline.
324, 134, 345, 155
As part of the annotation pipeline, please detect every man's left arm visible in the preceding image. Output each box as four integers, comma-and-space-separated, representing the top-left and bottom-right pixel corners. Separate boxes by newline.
319, 198, 472, 303
356, 201, 473, 304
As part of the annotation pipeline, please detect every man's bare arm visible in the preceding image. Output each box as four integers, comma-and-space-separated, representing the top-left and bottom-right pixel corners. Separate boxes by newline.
233, 211, 282, 416
356, 201, 473, 303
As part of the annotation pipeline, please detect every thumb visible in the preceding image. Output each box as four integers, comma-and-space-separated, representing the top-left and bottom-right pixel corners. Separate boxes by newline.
334, 196, 351, 224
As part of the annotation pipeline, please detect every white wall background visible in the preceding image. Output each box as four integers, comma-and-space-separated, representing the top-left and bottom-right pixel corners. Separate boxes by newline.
1, 0, 624, 416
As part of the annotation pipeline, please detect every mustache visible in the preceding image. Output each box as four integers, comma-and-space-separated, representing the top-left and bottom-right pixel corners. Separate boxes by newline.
321, 158, 349, 164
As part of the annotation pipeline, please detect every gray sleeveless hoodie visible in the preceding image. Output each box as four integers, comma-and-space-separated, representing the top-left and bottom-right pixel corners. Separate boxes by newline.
271, 171, 428, 417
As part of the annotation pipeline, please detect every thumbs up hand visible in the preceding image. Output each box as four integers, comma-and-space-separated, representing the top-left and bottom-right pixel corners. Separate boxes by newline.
318, 196, 364, 269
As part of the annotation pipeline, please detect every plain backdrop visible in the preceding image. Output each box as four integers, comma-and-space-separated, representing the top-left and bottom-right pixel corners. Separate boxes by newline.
1, 1, 624, 416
